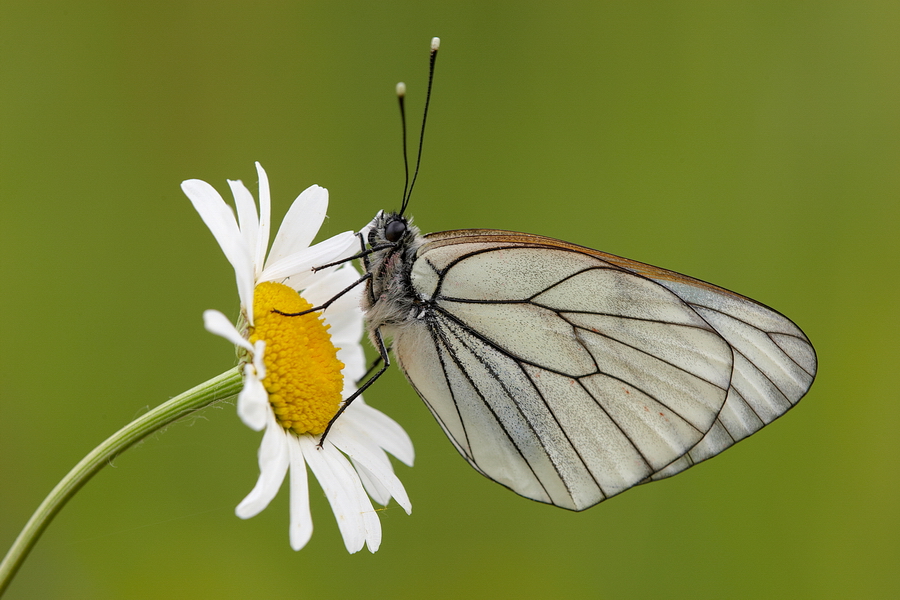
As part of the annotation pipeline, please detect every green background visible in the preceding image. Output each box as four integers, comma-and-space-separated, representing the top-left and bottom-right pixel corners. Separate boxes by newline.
2, 2, 897, 599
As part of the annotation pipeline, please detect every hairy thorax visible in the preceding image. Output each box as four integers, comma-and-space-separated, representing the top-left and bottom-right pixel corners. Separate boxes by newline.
361, 214, 426, 340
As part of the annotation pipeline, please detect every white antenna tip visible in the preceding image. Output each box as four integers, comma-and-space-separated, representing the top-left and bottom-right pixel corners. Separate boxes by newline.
431, 37, 441, 51
396, 82, 406, 97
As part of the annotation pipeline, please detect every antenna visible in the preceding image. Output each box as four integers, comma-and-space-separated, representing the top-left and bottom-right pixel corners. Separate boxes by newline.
396, 82, 409, 207
399, 36, 440, 216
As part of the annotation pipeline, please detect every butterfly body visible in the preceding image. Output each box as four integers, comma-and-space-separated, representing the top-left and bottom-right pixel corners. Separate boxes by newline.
361, 211, 817, 511
361, 212, 425, 334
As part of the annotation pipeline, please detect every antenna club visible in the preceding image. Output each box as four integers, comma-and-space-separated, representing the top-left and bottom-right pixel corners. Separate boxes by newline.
396, 82, 406, 97
431, 37, 441, 51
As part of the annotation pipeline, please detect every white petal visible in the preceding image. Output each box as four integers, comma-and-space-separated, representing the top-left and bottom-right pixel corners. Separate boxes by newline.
328, 305, 365, 350
227, 178, 260, 275
332, 321, 366, 375
251, 340, 266, 380
268, 184, 329, 267
342, 402, 414, 467
236, 415, 289, 518
287, 436, 313, 551
182, 180, 256, 321
329, 423, 412, 513
182, 179, 241, 247
262, 231, 358, 288
237, 363, 268, 431
337, 452, 383, 553
298, 436, 370, 553
352, 459, 392, 506
255, 162, 272, 277
362, 509, 381, 552
203, 310, 253, 352
304, 264, 364, 315
337, 345, 367, 390
337, 415, 399, 480
357, 212, 381, 243
330, 300, 365, 332
302, 262, 358, 300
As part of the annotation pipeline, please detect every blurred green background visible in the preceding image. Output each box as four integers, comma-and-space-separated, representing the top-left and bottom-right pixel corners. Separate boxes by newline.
2, 1, 897, 599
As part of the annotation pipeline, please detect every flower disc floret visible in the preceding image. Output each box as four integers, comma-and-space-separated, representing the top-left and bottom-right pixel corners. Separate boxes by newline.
250, 281, 344, 435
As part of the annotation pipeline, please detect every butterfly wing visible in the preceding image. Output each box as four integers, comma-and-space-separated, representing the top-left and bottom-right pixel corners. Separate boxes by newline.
390, 229, 816, 510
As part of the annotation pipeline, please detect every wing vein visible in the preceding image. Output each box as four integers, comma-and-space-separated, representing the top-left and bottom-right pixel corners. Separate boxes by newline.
767, 332, 817, 379
427, 318, 475, 460
441, 305, 660, 491
431, 305, 588, 379
526, 264, 630, 301
575, 377, 656, 474
567, 320, 730, 394
520, 368, 610, 500
437, 316, 557, 502
733, 344, 791, 404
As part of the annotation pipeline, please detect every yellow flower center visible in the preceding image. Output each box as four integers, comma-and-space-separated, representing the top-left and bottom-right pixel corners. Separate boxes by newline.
249, 281, 345, 435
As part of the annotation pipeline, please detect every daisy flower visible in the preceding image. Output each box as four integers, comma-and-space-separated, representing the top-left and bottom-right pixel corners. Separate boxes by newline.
182, 162, 413, 553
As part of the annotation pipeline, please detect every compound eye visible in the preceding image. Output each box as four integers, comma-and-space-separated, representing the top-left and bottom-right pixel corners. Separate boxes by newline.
385, 219, 407, 243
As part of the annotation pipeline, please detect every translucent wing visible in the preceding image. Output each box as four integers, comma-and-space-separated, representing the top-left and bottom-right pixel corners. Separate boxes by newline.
389, 230, 817, 510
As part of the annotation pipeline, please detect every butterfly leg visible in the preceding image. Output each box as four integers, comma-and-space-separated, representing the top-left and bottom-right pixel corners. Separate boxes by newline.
310, 243, 397, 272
273, 271, 371, 317
274, 231, 388, 317
318, 326, 391, 447
355, 341, 393, 386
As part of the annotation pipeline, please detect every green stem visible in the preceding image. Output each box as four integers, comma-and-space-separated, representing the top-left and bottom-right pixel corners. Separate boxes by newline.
0, 367, 243, 597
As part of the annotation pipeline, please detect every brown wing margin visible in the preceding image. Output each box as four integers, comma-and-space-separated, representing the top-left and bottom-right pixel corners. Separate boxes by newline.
421, 228, 758, 304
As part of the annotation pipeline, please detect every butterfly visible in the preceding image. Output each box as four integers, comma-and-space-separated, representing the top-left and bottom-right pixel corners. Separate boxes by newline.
313, 37, 816, 511
355, 214, 817, 510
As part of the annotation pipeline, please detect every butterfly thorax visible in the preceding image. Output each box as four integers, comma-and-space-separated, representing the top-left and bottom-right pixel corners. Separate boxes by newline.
362, 212, 426, 335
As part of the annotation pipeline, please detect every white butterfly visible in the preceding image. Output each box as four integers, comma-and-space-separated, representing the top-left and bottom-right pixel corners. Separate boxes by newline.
306, 37, 816, 511
356, 215, 817, 510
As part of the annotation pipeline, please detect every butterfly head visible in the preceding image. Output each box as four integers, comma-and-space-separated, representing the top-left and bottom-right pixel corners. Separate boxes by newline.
366, 211, 418, 249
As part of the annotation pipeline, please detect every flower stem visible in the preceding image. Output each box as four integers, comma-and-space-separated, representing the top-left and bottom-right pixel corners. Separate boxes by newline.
0, 367, 243, 596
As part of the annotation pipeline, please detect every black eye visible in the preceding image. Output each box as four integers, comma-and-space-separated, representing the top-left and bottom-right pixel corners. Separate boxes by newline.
385, 219, 407, 243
